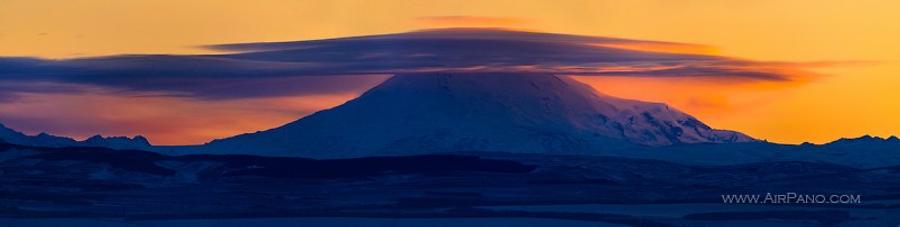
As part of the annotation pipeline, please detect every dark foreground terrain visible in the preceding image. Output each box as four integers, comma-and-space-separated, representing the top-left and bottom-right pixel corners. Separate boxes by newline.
1, 142, 899, 226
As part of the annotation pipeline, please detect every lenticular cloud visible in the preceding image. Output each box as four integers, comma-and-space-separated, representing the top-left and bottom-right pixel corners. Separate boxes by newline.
0, 28, 804, 100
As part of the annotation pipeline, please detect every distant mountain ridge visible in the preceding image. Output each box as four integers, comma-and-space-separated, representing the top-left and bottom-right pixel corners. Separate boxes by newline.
1, 116, 897, 167
0, 123, 151, 150
824, 134, 900, 145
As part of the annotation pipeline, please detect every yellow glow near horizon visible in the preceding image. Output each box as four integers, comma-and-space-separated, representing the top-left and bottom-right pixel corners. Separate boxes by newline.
1, 0, 899, 144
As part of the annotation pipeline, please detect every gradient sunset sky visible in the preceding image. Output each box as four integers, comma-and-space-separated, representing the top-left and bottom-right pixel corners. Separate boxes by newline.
1, 0, 898, 145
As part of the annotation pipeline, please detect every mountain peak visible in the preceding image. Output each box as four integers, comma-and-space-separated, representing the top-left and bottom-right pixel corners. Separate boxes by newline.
204, 74, 752, 158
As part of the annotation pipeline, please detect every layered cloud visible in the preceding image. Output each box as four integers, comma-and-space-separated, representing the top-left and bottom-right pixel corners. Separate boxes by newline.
0, 28, 818, 101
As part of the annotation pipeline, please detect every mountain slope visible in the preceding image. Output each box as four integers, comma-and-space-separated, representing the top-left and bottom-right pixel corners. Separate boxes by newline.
203, 74, 752, 158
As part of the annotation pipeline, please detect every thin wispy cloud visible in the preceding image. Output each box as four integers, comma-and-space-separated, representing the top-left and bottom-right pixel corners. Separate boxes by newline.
415, 16, 532, 27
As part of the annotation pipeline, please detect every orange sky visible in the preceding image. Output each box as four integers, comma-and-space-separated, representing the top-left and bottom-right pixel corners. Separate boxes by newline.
1, 0, 898, 144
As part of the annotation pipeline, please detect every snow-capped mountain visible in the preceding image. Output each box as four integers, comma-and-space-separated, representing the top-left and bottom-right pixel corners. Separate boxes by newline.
203, 74, 753, 158
0, 123, 151, 150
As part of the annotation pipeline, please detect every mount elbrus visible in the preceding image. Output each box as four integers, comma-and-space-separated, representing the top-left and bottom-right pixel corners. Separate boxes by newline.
202, 74, 752, 158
